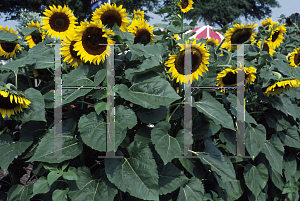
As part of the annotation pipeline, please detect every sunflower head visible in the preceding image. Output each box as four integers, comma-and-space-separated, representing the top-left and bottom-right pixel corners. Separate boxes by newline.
41, 4, 77, 39
206, 38, 219, 47
267, 23, 286, 49
128, 18, 157, 45
261, 17, 275, 29
223, 23, 257, 51
92, 3, 130, 32
244, 67, 257, 84
216, 68, 237, 92
257, 40, 275, 56
165, 40, 210, 84
265, 79, 300, 96
74, 20, 115, 65
133, 9, 145, 20
288, 47, 300, 68
33, 68, 54, 82
0, 89, 31, 119
178, 0, 194, 13
25, 21, 46, 48
0, 26, 21, 59
61, 29, 83, 68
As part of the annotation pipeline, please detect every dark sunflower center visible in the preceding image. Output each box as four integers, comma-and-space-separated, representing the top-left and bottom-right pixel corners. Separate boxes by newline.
70, 41, 81, 59
245, 73, 250, 79
82, 27, 107, 55
1, 43, 16, 53
231, 28, 252, 44
181, 0, 189, 9
175, 48, 203, 75
207, 41, 215, 46
101, 11, 122, 29
262, 43, 269, 52
134, 29, 151, 45
271, 31, 279, 42
294, 52, 300, 65
31, 34, 43, 45
49, 13, 70, 32
222, 72, 237, 85
0, 95, 19, 109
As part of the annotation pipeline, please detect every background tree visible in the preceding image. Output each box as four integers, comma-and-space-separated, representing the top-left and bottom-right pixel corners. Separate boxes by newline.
162, 0, 280, 28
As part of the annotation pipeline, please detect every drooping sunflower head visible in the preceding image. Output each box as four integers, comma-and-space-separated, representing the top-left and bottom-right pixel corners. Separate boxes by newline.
41, 4, 77, 39
206, 38, 219, 47
92, 3, 130, 32
265, 79, 300, 97
165, 40, 210, 84
288, 47, 300, 68
128, 18, 157, 45
73, 20, 115, 65
178, 0, 194, 13
257, 40, 276, 56
261, 17, 275, 29
61, 29, 83, 68
25, 21, 46, 48
0, 26, 21, 59
133, 9, 145, 20
223, 23, 257, 51
0, 89, 31, 119
267, 23, 286, 49
244, 67, 257, 84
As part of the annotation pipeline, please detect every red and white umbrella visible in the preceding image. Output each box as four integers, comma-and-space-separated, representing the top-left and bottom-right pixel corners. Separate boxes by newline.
186, 25, 224, 42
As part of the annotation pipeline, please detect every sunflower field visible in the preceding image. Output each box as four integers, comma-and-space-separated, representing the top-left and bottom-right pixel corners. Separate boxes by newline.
0, 0, 300, 200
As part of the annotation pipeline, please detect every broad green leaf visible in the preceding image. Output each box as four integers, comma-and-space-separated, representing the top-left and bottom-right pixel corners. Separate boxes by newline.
278, 96, 300, 120
68, 167, 117, 201
176, 129, 193, 156
0, 30, 19, 42
136, 106, 168, 124
215, 173, 242, 200
125, 57, 161, 80
283, 155, 297, 182
265, 113, 292, 132
177, 177, 205, 201
7, 184, 33, 201
261, 134, 284, 175
278, 126, 300, 148
203, 139, 221, 161
28, 119, 82, 163
13, 88, 46, 123
193, 91, 235, 130
158, 162, 189, 195
47, 170, 62, 186
179, 158, 206, 180
243, 163, 268, 197
52, 188, 69, 201
268, 166, 284, 191
94, 101, 107, 115
115, 105, 137, 130
32, 176, 50, 196
151, 121, 182, 164
0, 132, 33, 173
62, 167, 79, 180
245, 124, 266, 158
259, 68, 277, 88
219, 128, 236, 155
105, 141, 159, 200
21, 27, 39, 35
129, 43, 166, 61
272, 57, 292, 76
116, 76, 181, 109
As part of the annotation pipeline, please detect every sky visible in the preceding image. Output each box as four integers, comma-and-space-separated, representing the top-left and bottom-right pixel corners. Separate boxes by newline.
0, 0, 299, 30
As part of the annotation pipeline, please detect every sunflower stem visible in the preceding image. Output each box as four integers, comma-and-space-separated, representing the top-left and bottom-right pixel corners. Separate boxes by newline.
259, 37, 266, 53
15, 72, 18, 90
24, 67, 33, 88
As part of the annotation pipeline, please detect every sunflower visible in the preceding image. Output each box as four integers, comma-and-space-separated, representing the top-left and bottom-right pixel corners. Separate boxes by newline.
73, 20, 115, 65
61, 29, 83, 68
0, 26, 21, 59
133, 9, 145, 20
216, 68, 238, 92
257, 40, 275, 56
92, 3, 130, 32
41, 4, 77, 39
128, 18, 157, 45
223, 23, 257, 51
165, 40, 210, 84
178, 0, 194, 13
0, 90, 31, 119
265, 79, 300, 97
244, 67, 257, 84
267, 23, 286, 49
25, 21, 46, 48
206, 38, 219, 47
288, 47, 300, 68
173, 34, 180, 40
261, 17, 274, 29
33, 68, 54, 82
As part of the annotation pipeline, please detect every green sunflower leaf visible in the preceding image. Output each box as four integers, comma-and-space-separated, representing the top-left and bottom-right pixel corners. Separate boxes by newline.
21, 27, 39, 36
27, 118, 82, 163
105, 141, 159, 200
7, 184, 33, 201
278, 125, 300, 148
136, 105, 168, 124
193, 91, 235, 130
52, 188, 69, 201
116, 76, 181, 109
261, 134, 284, 175
283, 154, 297, 183
0, 30, 19, 42
68, 167, 117, 201
0, 132, 33, 173
32, 176, 50, 197
176, 177, 205, 201
243, 163, 268, 198
245, 124, 266, 158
